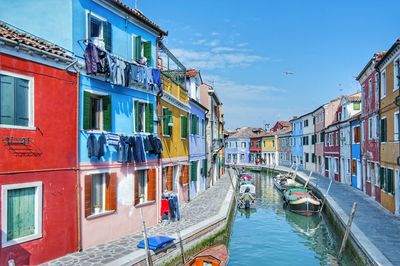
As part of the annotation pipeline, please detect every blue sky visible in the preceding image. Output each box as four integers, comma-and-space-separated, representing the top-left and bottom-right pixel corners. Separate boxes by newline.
124, 0, 399, 130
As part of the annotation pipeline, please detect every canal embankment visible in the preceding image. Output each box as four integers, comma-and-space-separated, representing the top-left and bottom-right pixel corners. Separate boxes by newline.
234, 163, 397, 266
42, 170, 237, 266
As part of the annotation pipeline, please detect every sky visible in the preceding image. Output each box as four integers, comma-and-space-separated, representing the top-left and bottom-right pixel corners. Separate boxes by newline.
123, 0, 400, 130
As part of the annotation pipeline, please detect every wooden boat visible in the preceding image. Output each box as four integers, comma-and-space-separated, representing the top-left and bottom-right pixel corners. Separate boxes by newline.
283, 188, 321, 216
273, 174, 298, 193
238, 183, 256, 209
186, 244, 229, 266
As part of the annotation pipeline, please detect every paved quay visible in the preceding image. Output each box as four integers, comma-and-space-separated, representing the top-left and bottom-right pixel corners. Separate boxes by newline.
43, 171, 234, 266
237, 163, 400, 266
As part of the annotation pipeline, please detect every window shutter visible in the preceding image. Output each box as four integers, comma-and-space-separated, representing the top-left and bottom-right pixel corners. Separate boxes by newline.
380, 167, 385, 189
145, 103, 154, 133
147, 168, 156, 201
0, 75, 15, 125
191, 162, 197, 181
134, 101, 139, 132
134, 171, 139, 205
203, 159, 207, 177
181, 165, 189, 185
167, 109, 173, 136
105, 173, 117, 211
135, 36, 142, 61
143, 41, 152, 66
84, 175, 92, 217
15, 78, 29, 127
103, 95, 112, 131
83, 91, 91, 130
166, 166, 173, 191
388, 169, 393, 194
103, 21, 112, 52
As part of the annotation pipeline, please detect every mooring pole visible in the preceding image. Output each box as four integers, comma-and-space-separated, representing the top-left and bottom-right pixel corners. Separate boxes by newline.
304, 171, 313, 189
338, 202, 357, 262
176, 223, 185, 265
319, 178, 333, 217
140, 208, 153, 266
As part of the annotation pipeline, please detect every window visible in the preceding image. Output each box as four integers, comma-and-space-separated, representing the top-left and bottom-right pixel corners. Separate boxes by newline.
2, 182, 43, 247
361, 121, 365, 142
380, 168, 395, 194
228, 154, 231, 161
381, 117, 387, 142
353, 126, 360, 144
88, 12, 112, 52
272, 140, 275, 148
312, 153, 316, 163
335, 132, 339, 146
162, 107, 173, 136
395, 112, 399, 142
240, 154, 245, 161
135, 169, 156, 205
375, 163, 380, 187
381, 71, 386, 98
190, 161, 198, 182
84, 92, 111, 131
0, 73, 33, 128
347, 159, 351, 174
367, 162, 372, 182
304, 119, 308, 127
132, 35, 152, 66
320, 132, 325, 143
325, 157, 329, 170
134, 101, 153, 133
395, 58, 400, 91
335, 158, 339, 173
201, 118, 205, 136
369, 118, 373, 140
180, 115, 188, 138
305, 153, 309, 163
241, 142, 246, 148
353, 102, 360, 111
84, 173, 116, 217
190, 114, 199, 135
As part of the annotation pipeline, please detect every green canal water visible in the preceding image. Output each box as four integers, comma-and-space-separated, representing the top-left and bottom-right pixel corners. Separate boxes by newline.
228, 172, 354, 266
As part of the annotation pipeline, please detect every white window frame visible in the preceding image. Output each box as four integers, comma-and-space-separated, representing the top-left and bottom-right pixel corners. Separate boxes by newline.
90, 173, 107, 216
0, 70, 35, 130
394, 111, 399, 142
137, 170, 148, 204
394, 57, 400, 91
2, 181, 43, 248
381, 70, 386, 99
85, 11, 107, 41
134, 100, 149, 134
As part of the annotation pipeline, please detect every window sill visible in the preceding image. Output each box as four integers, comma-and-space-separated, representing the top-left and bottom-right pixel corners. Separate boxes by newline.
0, 125, 36, 131
2, 233, 42, 248
87, 210, 115, 220
135, 200, 156, 208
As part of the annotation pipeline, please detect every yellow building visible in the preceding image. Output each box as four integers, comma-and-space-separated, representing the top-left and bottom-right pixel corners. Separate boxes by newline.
261, 132, 279, 165
158, 73, 190, 203
376, 39, 400, 214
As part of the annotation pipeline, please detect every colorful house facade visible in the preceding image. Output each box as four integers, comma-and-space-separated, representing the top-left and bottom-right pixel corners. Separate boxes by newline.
250, 135, 263, 164
313, 106, 325, 174
277, 127, 292, 167
324, 119, 340, 180
261, 132, 277, 165
350, 116, 362, 190
302, 112, 316, 172
357, 53, 384, 202
376, 39, 400, 214
290, 117, 304, 169
0, 23, 78, 265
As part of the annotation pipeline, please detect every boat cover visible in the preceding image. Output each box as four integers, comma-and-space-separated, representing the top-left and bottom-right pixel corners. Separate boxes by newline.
137, 236, 175, 250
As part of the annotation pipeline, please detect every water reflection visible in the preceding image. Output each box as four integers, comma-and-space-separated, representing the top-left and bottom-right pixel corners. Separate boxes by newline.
228, 171, 353, 266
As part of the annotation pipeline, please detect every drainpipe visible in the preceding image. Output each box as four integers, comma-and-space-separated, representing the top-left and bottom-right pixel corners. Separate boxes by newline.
76, 72, 82, 251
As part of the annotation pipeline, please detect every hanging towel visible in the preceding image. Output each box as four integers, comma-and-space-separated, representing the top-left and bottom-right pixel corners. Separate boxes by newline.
87, 133, 99, 158
97, 133, 107, 159
152, 68, 162, 93
106, 133, 120, 146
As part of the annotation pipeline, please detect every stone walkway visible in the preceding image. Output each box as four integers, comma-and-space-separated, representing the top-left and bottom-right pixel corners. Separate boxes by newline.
43, 172, 233, 266
242, 163, 400, 266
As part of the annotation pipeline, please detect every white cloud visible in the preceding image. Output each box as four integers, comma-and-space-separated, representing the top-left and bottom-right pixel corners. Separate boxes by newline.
205, 39, 220, 47
211, 32, 219, 36
193, 39, 207, 45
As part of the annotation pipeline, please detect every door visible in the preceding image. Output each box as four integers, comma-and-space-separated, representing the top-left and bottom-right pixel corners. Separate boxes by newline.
341, 158, 345, 184
357, 160, 362, 190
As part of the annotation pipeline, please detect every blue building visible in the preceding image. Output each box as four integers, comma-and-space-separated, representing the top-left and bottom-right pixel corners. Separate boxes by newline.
225, 127, 258, 165
350, 117, 362, 190
1, 0, 169, 249
187, 69, 207, 200
290, 117, 304, 169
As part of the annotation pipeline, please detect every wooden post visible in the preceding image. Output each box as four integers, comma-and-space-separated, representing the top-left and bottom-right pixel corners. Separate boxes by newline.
140, 208, 153, 266
304, 171, 313, 189
319, 178, 333, 217
176, 224, 185, 265
338, 202, 357, 262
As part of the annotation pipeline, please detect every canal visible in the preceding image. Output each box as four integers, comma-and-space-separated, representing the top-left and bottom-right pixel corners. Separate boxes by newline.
228, 171, 354, 266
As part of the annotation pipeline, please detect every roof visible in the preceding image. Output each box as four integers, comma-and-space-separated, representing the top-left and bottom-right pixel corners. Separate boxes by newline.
277, 121, 291, 128
108, 0, 167, 36
356, 52, 385, 81
228, 127, 258, 139
344, 92, 361, 102
0, 22, 73, 60
376, 38, 400, 69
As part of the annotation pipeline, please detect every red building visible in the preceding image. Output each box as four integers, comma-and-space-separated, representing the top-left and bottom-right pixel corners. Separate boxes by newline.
357, 52, 385, 202
0, 24, 78, 265
271, 120, 290, 132
324, 120, 341, 181
249, 135, 262, 164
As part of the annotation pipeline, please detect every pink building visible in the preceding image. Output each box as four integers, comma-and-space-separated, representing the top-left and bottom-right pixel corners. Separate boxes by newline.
357, 52, 385, 202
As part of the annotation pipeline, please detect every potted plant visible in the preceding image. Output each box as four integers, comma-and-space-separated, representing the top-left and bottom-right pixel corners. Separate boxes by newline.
94, 204, 101, 214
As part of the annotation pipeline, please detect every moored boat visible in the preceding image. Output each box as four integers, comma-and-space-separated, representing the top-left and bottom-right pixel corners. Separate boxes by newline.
273, 174, 298, 193
283, 188, 321, 216
238, 183, 256, 209
185, 244, 229, 266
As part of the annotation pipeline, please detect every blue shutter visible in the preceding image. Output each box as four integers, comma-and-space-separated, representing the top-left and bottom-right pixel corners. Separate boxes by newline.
0, 75, 15, 125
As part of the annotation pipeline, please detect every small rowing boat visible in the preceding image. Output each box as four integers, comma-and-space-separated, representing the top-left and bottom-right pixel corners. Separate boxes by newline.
186, 244, 229, 266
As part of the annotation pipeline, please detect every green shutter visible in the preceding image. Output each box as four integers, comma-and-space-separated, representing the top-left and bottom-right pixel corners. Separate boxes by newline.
168, 109, 173, 136
191, 161, 197, 181
381, 119, 387, 142
135, 36, 142, 61
7, 187, 35, 241
143, 41, 152, 66
181, 116, 187, 138
103, 95, 112, 131
145, 103, 154, 133
203, 159, 207, 177
380, 167, 385, 189
15, 78, 29, 127
83, 91, 91, 130
163, 108, 168, 135
103, 21, 112, 52
388, 169, 394, 194
0, 75, 15, 126
354, 102, 360, 110
134, 101, 139, 132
